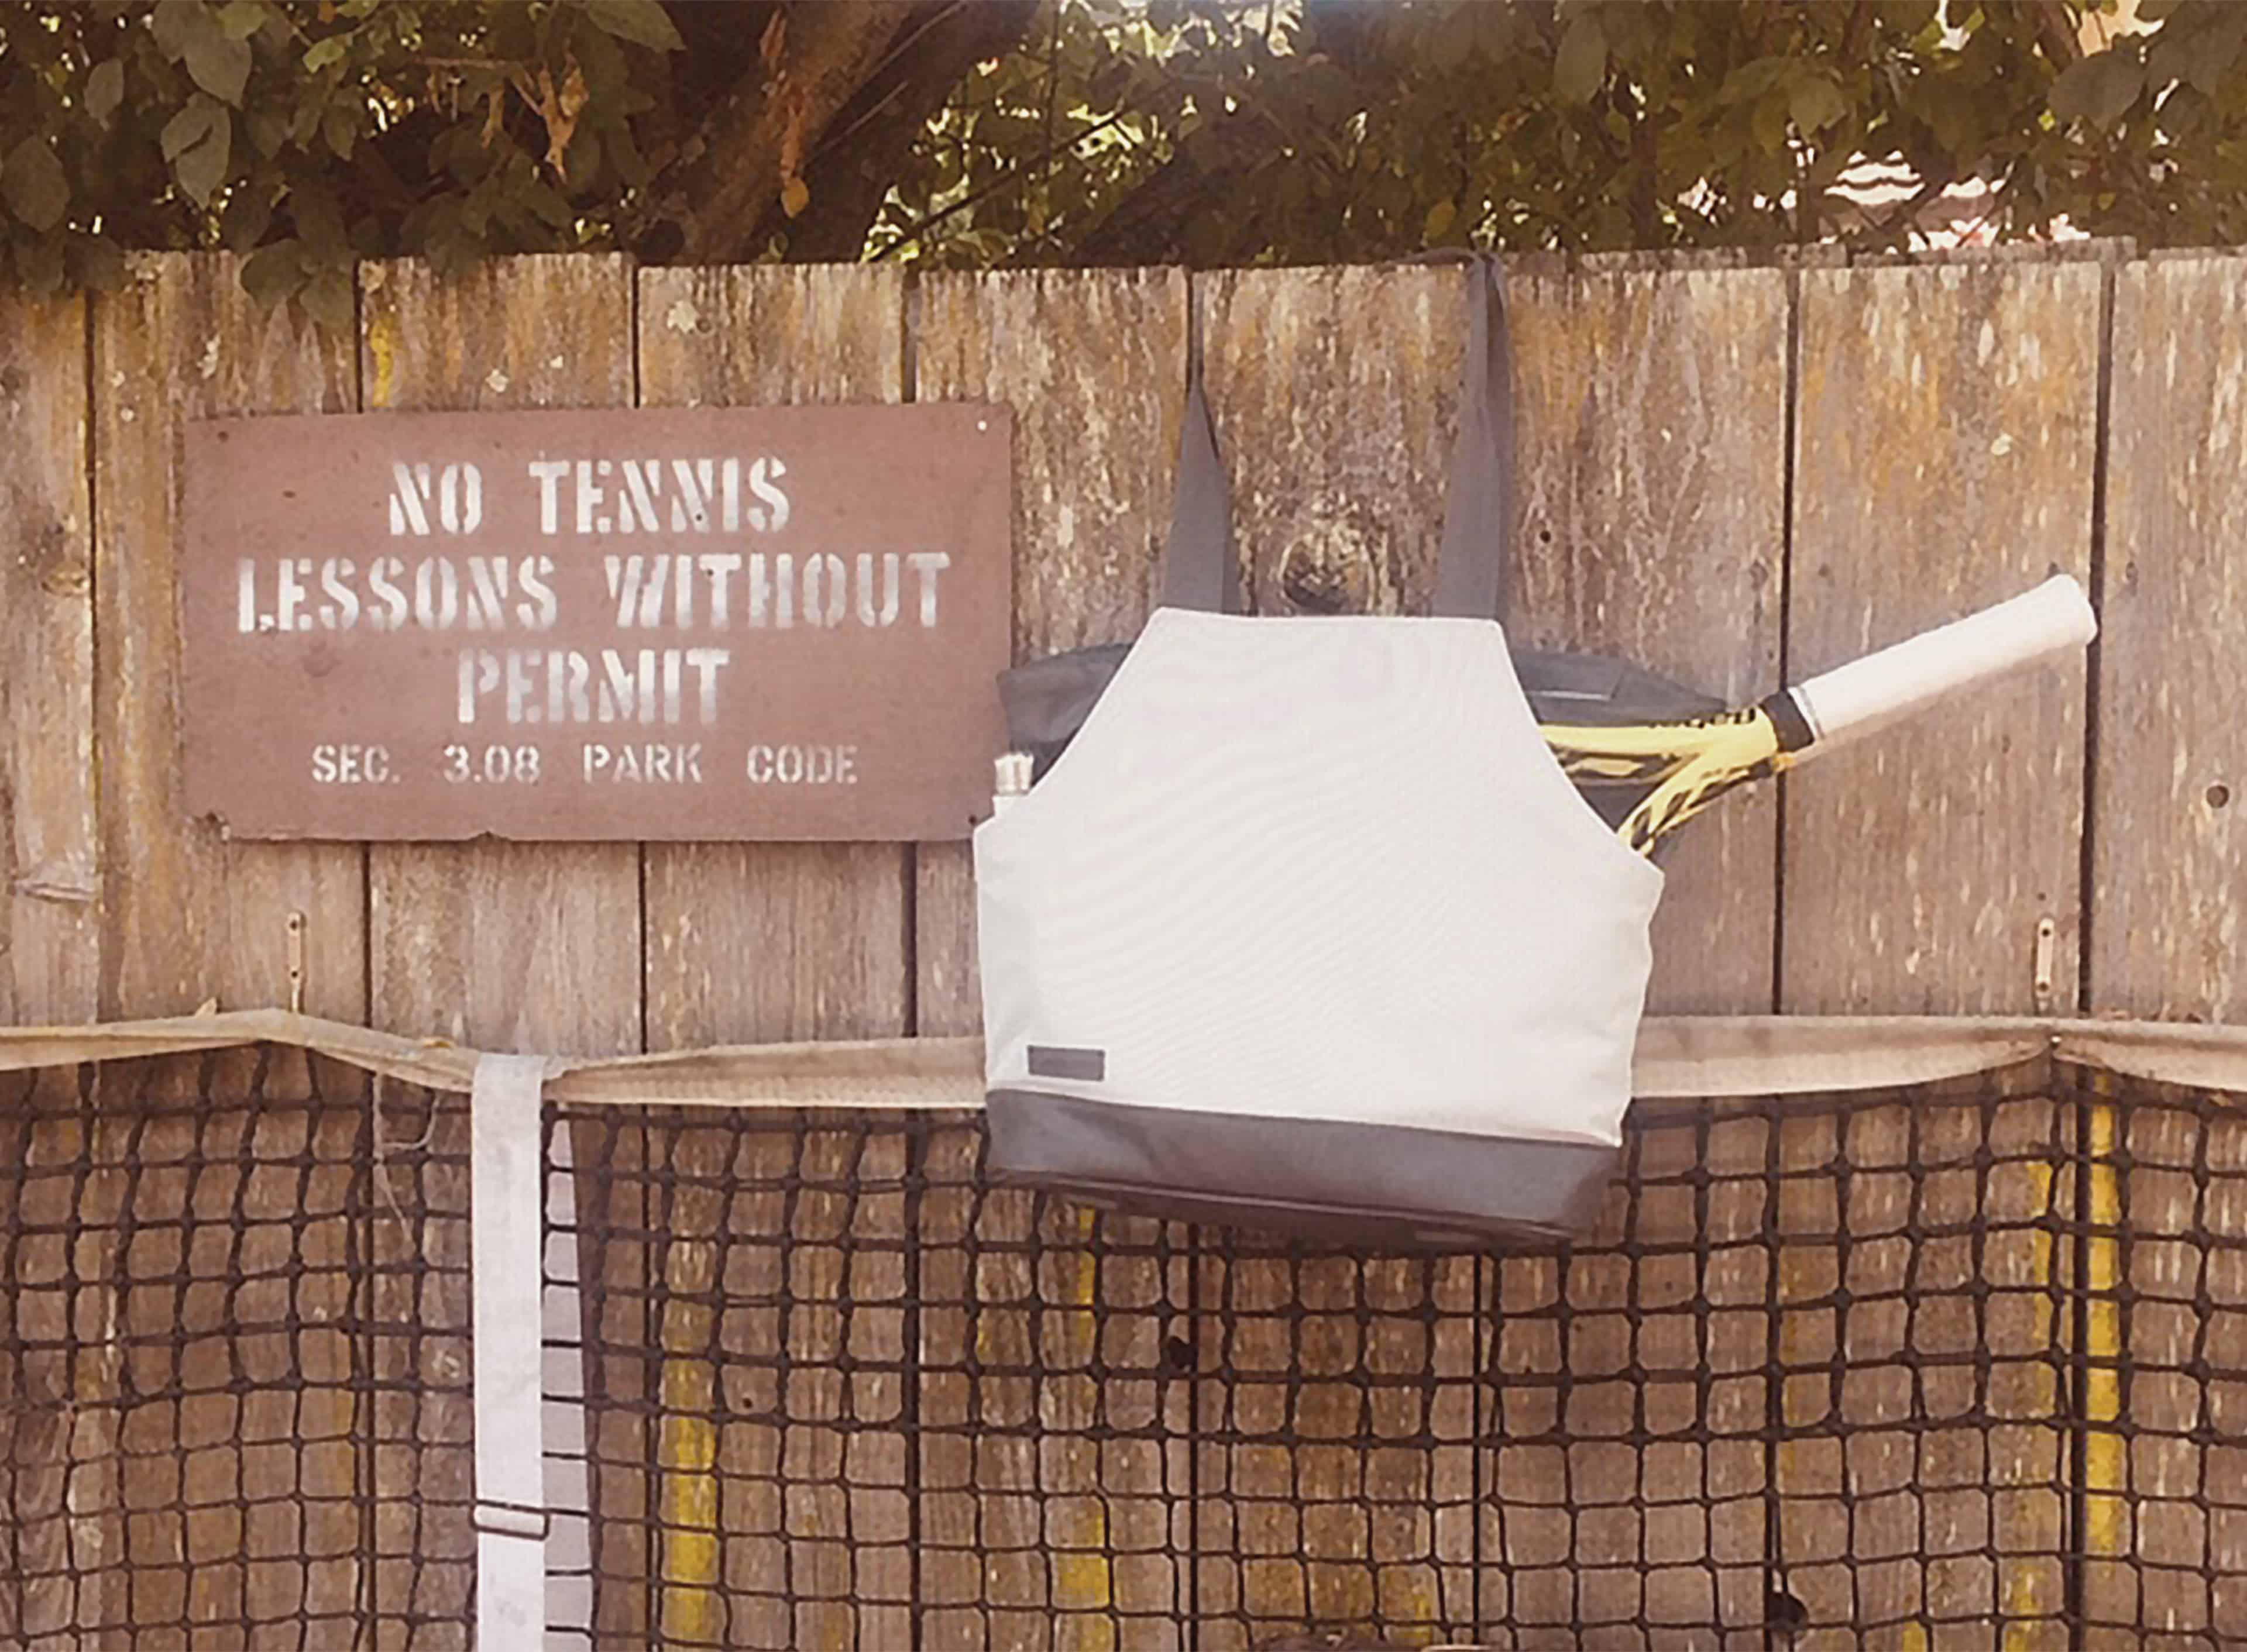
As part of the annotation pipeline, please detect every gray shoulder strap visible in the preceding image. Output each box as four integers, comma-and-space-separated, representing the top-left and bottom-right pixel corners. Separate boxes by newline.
1431, 256, 1515, 621
1159, 374, 1241, 613
1158, 256, 1514, 622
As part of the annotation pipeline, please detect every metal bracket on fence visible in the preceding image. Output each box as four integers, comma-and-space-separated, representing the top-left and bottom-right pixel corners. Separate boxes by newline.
286, 910, 307, 1015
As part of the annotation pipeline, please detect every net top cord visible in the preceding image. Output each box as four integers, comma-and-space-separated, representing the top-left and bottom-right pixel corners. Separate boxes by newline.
4, 1013, 2245, 1650
5, 1003, 2245, 1105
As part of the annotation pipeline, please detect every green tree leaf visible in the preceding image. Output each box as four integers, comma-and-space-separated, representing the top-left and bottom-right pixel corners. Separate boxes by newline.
219, 180, 274, 250
4, 136, 70, 232
240, 236, 305, 303
2188, 9, 2247, 95
582, 0, 683, 53
14, 233, 66, 295
66, 232, 126, 292
2146, 21, 2196, 88
161, 94, 232, 207
301, 265, 353, 331
1554, 13, 1608, 104
291, 177, 347, 257
1788, 72, 1848, 135
2050, 49, 2144, 126
1750, 87, 1791, 154
150, 0, 203, 64
248, 104, 288, 157
185, 24, 253, 105
87, 59, 126, 127
218, 0, 267, 41
519, 175, 576, 229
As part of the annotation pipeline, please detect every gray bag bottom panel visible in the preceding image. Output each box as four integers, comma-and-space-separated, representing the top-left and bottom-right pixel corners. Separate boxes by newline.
985, 1088, 1617, 1250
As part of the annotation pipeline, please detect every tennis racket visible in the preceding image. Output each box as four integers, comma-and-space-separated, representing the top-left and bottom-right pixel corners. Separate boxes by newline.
1547, 574, 2098, 855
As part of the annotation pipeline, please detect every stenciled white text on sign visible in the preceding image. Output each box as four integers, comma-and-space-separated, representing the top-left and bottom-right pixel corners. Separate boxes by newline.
181, 404, 1012, 841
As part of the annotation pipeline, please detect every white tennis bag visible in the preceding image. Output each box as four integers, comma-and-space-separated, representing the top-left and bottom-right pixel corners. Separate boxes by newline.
974, 262, 1676, 1248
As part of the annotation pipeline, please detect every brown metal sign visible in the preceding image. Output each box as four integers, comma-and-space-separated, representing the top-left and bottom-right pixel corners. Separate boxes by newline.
180, 405, 1012, 841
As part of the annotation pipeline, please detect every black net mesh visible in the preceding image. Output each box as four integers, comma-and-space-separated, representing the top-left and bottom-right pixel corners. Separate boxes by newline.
0, 1047, 2238, 1648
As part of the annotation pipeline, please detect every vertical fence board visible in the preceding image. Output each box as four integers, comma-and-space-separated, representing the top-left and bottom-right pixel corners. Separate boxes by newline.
638, 263, 911, 1054
914, 268, 1190, 1650
633, 263, 915, 1649
2094, 256, 2247, 1019
1495, 257, 1787, 1648
912, 269, 1187, 1040
1510, 257, 1786, 1016
359, 254, 640, 1650
1, 290, 97, 1027
92, 254, 363, 1032
2084, 253, 2247, 1644
0, 291, 99, 1649
1782, 259, 2095, 1008
1192, 265, 1480, 1647
90, 254, 366, 1647
1780, 258, 2097, 1647
359, 253, 642, 1058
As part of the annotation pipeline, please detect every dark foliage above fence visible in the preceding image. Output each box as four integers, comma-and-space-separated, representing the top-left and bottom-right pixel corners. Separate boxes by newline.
4, 1, 2247, 318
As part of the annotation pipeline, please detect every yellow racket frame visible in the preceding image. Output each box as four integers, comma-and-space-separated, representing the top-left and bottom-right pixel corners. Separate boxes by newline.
1541, 704, 1796, 855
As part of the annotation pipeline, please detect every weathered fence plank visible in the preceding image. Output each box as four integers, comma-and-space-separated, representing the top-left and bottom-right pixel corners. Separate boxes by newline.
1779, 256, 2098, 1648
634, 263, 916, 1648
0, 298, 90, 1637
1, 290, 97, 1028
1509, 256, 1786, 1017
93, 254, 363, 1034
2094, 255, 2247, 1020
360, 255, 643, 1059
914, 267, 1190, 1650
0, 292, 100, 1648
1783, 259, 2096, 1009
912, 268, 1188, 1041
89, 254, 367, 1648
2081, 253, 2247, 1644
1502, 255, 1789, 1647
1191, 264, 1480, 1648
358, 254, 640, 1650
639, 263, 912, 1055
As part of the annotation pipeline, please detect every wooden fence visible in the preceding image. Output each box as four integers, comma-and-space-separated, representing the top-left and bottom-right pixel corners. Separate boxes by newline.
1, 242, 2243, 1648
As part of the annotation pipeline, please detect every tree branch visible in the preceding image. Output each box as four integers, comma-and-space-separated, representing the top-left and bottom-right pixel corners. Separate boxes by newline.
632, 0, 921, 264
2028, 0, 2087, 68
775, 0, 1038, 263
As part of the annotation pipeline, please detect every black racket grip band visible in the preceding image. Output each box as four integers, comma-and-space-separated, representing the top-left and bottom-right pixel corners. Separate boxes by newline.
1760, 689, 1817, 755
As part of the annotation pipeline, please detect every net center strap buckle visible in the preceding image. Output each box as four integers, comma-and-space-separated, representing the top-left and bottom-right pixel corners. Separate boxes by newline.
473, 1498, 551, 1540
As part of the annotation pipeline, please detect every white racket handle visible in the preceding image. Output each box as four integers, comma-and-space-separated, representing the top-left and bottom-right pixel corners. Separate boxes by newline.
1789, 574, 2096, 749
